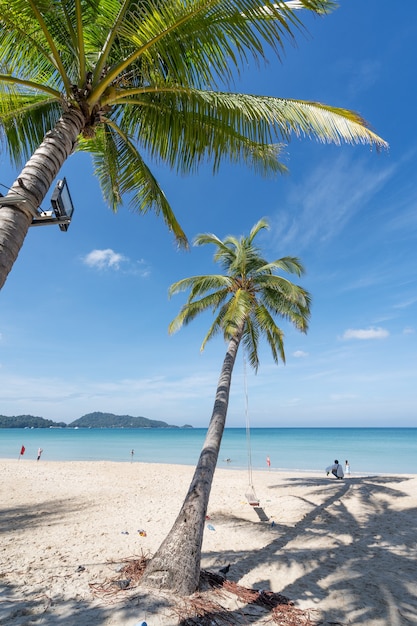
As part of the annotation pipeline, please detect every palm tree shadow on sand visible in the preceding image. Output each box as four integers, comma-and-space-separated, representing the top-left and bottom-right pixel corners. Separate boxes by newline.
198, 475, 417, 625
102, 475, 416, 625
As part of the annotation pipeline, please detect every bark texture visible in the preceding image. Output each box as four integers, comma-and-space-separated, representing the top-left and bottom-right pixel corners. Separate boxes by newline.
0, 107, 85, 289
141, 328, 243, 595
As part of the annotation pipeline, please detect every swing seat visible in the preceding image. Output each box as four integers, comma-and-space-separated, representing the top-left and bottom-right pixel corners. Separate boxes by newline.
245, 490, 260, 507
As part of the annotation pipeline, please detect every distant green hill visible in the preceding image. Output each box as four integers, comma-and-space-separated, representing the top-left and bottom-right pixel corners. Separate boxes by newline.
68, 412, 182, 429
0, 414, 67, 428
0, 411, 192, 429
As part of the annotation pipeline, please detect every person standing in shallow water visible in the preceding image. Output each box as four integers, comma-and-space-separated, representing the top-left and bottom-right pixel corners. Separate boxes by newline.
326, 459, 344, 479
345, 460, 351, 476
37, 448, 43, 461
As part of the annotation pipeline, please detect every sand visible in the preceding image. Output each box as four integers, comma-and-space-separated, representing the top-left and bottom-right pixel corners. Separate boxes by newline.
1, 459, 417, 625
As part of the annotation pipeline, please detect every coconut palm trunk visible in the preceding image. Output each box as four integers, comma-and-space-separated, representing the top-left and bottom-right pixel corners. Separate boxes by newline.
0, 108, 85, 289
141, 326, 243, 595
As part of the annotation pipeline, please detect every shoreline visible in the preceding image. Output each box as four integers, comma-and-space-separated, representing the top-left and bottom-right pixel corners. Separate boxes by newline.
2, 460, 417, 625
4, 456, 413, 478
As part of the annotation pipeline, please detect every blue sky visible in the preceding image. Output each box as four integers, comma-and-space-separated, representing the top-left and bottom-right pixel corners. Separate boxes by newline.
0, 0, 416, 428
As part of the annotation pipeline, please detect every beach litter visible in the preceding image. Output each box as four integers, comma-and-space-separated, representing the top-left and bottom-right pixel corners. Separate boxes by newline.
113, 578, 131, 590
206, 524, 215, 531
138, 529, 147, 537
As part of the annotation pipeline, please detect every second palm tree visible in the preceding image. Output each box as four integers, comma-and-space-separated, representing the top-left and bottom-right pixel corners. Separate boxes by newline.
141, 218, 311, 594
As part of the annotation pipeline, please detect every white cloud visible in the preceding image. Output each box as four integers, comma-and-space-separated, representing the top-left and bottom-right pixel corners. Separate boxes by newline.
342, 327, 389, 340
83, 248, 126, 270
393, 296, 417, 310
81, 249, 150, 276
403, 327, 415, 335
293, 350, 309, 358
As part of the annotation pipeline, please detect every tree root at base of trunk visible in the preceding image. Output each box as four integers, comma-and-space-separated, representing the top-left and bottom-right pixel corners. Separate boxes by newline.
91, 556, 319, 625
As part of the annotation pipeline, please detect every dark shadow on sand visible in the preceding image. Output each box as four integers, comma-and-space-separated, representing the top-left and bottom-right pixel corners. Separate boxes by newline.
201, 475, 417, 625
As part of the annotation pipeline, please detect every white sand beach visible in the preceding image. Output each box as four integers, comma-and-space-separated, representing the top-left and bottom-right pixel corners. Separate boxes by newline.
1, 460, 417, 625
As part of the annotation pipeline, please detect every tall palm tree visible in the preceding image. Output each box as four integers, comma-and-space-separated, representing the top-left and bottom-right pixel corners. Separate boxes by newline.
141, 218, 310, 594
0, 0, 387, 289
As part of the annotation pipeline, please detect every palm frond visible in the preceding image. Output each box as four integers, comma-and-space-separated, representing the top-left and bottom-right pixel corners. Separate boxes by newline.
253, 304, 286, 362
168, 274, 232, 301
248, 217, 270, 242
169, 290, 230, 334
91, 0, 320, 98
242, 316, 260, 371
194, 236, 243, 276
256, 256, 305, 277
187, 277, 232, 301
17, 0, 72, 92
92, 0, 133, 82
117, 89, 289, 176
78, 122, 188, 247
194, 233, 235, 255
117, 88, 386, 182
222, 288, 253, 338
256, 274, 307, 299
261, 284, 310, 333
0, 95, 61, 166
0, 4, 61, 84
200, 306, 230, 351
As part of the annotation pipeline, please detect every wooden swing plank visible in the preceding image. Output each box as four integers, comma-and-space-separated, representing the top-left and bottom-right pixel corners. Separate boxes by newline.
245, 491, 260, 507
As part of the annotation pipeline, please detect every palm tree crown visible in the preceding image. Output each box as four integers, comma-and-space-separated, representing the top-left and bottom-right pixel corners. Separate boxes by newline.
169, 218, 311, 370
0, 0, 387, 244
0, 0, 388, 291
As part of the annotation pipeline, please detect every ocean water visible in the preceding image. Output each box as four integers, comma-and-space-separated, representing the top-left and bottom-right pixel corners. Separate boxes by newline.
0, 427, 416, 475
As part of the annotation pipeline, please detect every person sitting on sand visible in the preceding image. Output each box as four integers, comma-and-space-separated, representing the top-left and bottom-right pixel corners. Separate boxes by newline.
326, 459, 344, 479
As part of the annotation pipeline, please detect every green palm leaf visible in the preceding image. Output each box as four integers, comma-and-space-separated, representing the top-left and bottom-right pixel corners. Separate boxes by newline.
78, 122, 188, 245
0, 95, 61, 166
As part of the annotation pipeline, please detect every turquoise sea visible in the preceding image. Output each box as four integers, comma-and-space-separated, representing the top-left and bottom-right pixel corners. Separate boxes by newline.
0, 428, 416, 475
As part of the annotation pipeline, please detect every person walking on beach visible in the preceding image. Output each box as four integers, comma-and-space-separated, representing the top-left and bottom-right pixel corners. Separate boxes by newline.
37, 448, 43, 461
326, 459, 344, 479
345, 460, 351, 476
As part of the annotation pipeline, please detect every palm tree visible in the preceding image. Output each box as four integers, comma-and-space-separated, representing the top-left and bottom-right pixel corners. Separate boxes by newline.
141, 218, 310, 594
0, 0, 387, 289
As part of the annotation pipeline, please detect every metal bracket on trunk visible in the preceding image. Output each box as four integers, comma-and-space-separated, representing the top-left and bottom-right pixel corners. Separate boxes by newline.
0, 179, 75, 232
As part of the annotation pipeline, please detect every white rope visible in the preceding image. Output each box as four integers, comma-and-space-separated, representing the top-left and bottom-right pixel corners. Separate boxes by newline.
244, 355, 254, 489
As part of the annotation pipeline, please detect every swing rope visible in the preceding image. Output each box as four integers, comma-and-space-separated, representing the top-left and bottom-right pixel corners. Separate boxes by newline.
244, 355, 259, 506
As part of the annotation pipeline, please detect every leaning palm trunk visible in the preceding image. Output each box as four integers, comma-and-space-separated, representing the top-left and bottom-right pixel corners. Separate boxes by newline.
0, 108, 85, 289
141, 327, 243, 595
